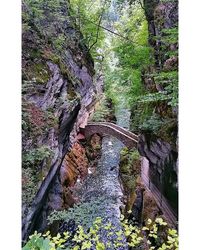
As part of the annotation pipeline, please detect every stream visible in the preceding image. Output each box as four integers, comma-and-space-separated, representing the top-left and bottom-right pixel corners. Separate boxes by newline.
64, 0, 133, 246
72, 1, 133, 245
71, 101, 131, 249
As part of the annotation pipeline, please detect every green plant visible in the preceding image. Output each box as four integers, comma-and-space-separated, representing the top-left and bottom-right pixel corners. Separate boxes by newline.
22, 146, 52, 169
23, 217, 178, 250
22, 231, 65, 250
120, 148, 140, 172
138, 71, 178, 108
22, 167, 38, 205
53, 34, 66, 52
139, 113, 165, 133
91, 96, 112, 122
69, 0, 108, 57
48, 197, 113, 229
160, 27, 178, 45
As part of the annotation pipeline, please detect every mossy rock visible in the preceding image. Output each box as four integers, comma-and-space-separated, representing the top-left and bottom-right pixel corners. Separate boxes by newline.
67, 85, 78, 100
30, 48, 41, 59
120, 163, 132, 175
41, 48, 78, 84
23, 59, 50, 84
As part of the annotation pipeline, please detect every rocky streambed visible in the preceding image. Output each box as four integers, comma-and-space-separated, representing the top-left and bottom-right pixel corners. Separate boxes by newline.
53, 102, 132, 249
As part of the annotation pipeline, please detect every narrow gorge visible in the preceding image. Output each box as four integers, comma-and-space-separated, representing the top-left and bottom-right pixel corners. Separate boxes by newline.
22, 0, 178, 249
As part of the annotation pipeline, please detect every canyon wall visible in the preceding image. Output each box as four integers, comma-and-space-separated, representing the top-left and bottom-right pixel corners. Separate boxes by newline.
138, 0, 178, 213
22, 0, 97, 241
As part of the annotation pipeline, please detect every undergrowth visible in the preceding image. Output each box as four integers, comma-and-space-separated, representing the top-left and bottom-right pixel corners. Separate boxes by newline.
23, 216, 178, 250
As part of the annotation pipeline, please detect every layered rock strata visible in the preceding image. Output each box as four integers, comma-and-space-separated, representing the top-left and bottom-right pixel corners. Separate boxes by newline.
22, 0, 96, 241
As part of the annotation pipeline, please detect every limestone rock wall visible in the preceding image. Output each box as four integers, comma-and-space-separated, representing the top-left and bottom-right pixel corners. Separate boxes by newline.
22, 0, 96, 241
138, 134, 178, 212
138, 0, 178, 214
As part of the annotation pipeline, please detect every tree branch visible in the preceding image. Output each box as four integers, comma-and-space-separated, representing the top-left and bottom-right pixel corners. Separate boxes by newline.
86, 18, 132, 42
88, 1, 106, 51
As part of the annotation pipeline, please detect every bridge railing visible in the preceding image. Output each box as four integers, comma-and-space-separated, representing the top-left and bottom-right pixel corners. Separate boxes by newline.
87, 122, 138, 143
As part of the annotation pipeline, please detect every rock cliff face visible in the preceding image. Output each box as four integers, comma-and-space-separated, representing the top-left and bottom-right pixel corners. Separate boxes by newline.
138, 134, 178, 212
143, 0, 178, 70
22, 0, 96, 241
138, 0, 178, 213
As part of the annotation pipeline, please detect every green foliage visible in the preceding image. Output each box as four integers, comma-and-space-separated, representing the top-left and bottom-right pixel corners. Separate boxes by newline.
129, 101, 152, 132
69, 0, 108, 57
25, 0, 64, 19
161, 27, 178, 45
22, 167, 38, 205
24, 0, 74, 54
139, 71, 178, 107
99, 1, 178, 136
48, 197, 112, 229
22, 146, 52, 169
103, 2, 152, 106
22, 233, 51, 250
22, 146, 52, 206
120, 148, 140, 163
139, 113, 166, 132
23, 217, 178, 250
25, 0, 44, 19
154, 83, 178, 108
120, 148, 140, 192
91, 96, 112, 122
22, 231, 65, 250
53, 34, 66, 52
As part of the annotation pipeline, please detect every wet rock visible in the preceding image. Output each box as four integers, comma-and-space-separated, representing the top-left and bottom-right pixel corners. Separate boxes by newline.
61, 142, 89, 184
128, 187, 145, 226
90, 134, 102, 150
138, 134, 178, 213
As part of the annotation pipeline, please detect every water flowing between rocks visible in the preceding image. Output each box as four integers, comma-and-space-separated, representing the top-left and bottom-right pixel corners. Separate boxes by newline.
72, 102, 131, 249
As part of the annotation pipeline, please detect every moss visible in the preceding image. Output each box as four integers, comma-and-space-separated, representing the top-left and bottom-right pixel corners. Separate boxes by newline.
45, 108, 59, 129
23, 60, 50, 84
66, 80, 78, 100
22, 167, 38, 206
157, 118, 177, 148
119, 148, 141, 214
30, 48, 41, 59
42, 48, 80, 87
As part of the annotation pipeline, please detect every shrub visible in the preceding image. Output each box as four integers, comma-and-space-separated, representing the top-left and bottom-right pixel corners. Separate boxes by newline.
22, 146, 52, 169
23, 217, 178, 250
139, 113, 165, 133
91, 97, 112, 122
22, 167, 38, 205
48, 197, 113, 229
